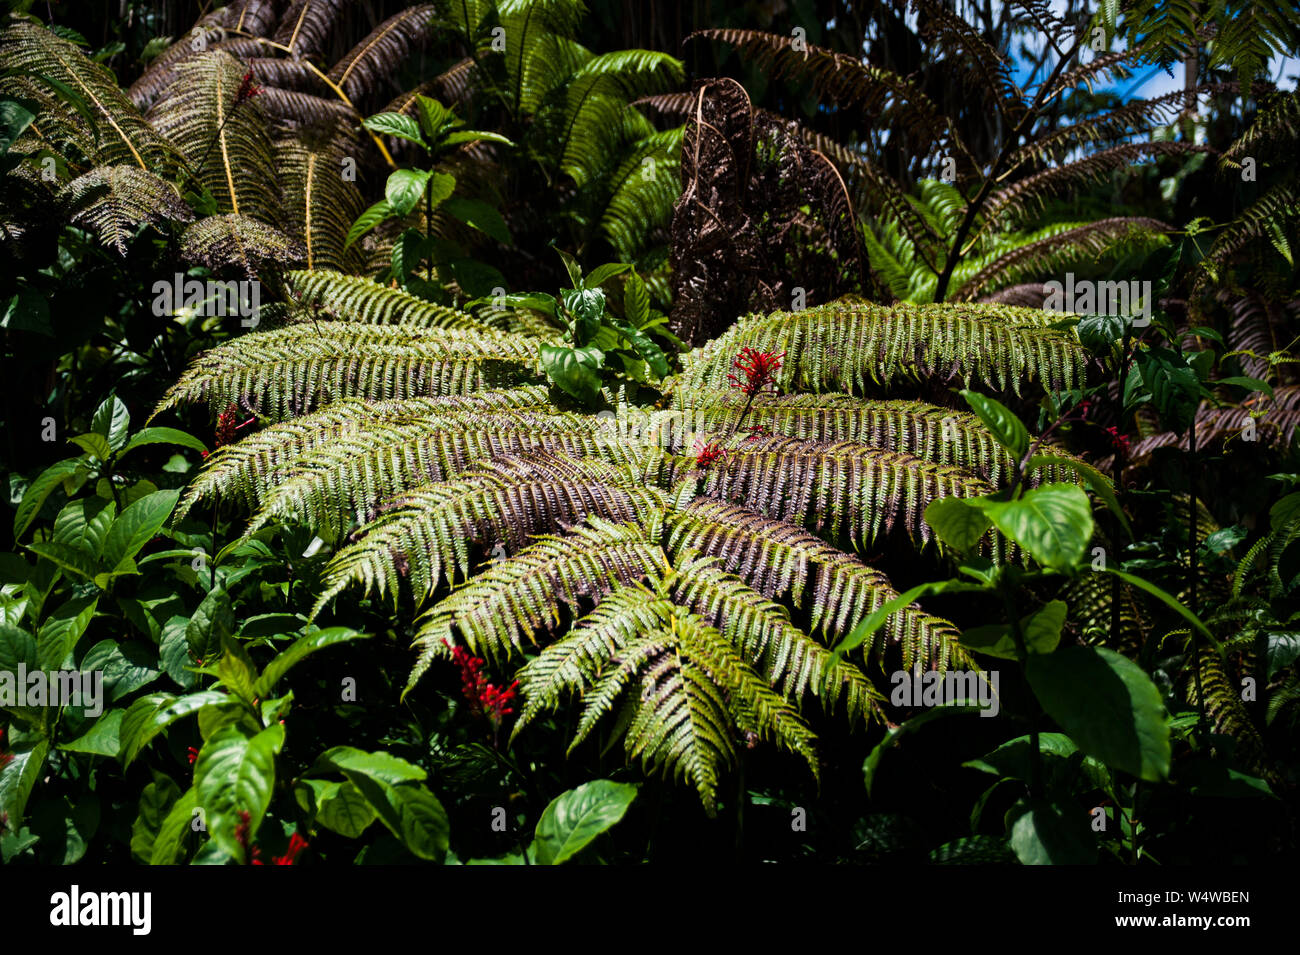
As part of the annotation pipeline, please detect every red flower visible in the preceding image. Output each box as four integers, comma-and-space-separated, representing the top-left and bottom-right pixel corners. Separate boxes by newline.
236, 70, 263, 104
443, 640, 519, 725
212, 402, 257, 450
186, 746, 200, 765
0, 729, 12, 772
692, 438, 727, 469
727, 347, 785, 397
262, 832, 309, 866
1105, 425, 1131, 454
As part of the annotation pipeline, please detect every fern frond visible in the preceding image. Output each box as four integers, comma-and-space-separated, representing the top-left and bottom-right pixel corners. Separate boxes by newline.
0, 19, 177, 171
328, 5, 437, 102
274, 0, 353, 58
317, 453, 664, 606
409, 517, 668, 669
155, 322, 542, 419
951, 217, 1170, 302
283, 270, 494, 330
274, 144, 367, 272
180, 214, 306, 279
683, 299, 1087, 397
146, 52, 281, 220
60, 165, 194, 253
1197, 177, 1299, 288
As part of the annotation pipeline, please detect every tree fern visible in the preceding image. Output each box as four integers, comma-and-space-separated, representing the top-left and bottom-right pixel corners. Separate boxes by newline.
60, 165, 193, 254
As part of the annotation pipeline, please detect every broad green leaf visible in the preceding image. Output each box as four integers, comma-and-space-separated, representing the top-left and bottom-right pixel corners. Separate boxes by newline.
413, 95, 451, 142
924, 496, 992, 553
960, 600, 1066, 660
1026, 646, 1171, 781
623, 270, 650, 326
315, 780, 377, 839
343, 774, 448, 862
971, 484, 1094, 570
530, 780, 639, 864
961, 390, 1029, 460
1215, 376, 1273, 398
82, 639, 160, 702
67, 432, 112, 462
362, 111, 425, 147
1, 288, 52, 335
314, 745, 426, 784
832, 579, 985, 658
25, 540, 98, 580
554, 247, 584, 287
385, 168, 433, 217
14, 458, 83, 539
52, 497, 114, 558
443, 197, 512, 245
1007, 797, 1096, 864
561, 287, 606, 345
1027, 454, 1130, 538
0, 97, 36, 154
0, 739, 48, 826
344, 198, 392, 249
119, 690, 226, 765
608, 319, 670, 379
441, 129, 513, 148
91, 395, 130, 451
254, 627, 369, 697
540, 344, 604, 404
149, 786, 198, 865
583, 262, 633, 287
59, 709, 123, 756
0, 622, 38, 675
119, 427, 207, 457
35, 595, 97, 669
195, 722, 284, 861
101, 489, 178, 573
185, 586, 234, 664
130, 773, 181, 863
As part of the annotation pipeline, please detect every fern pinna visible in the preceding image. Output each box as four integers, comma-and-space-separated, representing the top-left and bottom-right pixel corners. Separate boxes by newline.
156, 267, 1094, 812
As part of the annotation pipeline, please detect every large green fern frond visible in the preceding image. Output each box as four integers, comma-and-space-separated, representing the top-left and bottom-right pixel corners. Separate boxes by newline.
682, 299, 1088, 397
274, 143, 367, 273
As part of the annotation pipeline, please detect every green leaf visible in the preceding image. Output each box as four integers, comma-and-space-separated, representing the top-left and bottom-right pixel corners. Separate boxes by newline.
314, 780, 377, 838
91, 395, 130, 451
971, 484, 1094, 570
52, 497, 114, 559
385, 168, 433, 217
1103, 568, 1217, 646
119, 690, 226, 765
363, 111, 426, 147
540, 344, 604, 404
530, 780, 639, 864
313, 745, 426, 784
623, 270, 650, 326
0, 623, 38, 676
608, 319, 670, 379
67, 432, 112, 462
186, 586, 234, 664
25, 540, 98, 581
254, 627, 369, 697
924, 497, 992, 553
442, 197, 512, 245
1027, 454, 1130, 538
35, 595, 97, 669
1, 289, 52, 336
584, 262, 633, 287
0, 739, 49, 827
554, 247, 583, 287
0, 97, 36, 154
1026, 646, 1171, 781
101, 489, 178, 573
149, 786, 198, 864
832, 579, 985, 658
1007, 797, 1097, 864
14, 459, 83, 539
561, 287, 606, 345
960, 390, 1029, 460
59, 709, 123, 756
960, 600, 1066, 659
130, 773, 181, 863
413, 96, 451, 142
441, 129, 514, 149
344, 773, 448, 861
344, 198, 393, 249
119, 427, 208, 457
195, 722, 284, 861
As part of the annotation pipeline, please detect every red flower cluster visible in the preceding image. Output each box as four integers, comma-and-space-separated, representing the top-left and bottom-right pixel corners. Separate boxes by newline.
234, 810, 309, 865
1105, 425, 1131, 454
444, 639, 518, 725
693, 438, 727, 469
203, 403, 256, 458
0, 729, 12, 772
186, 746, 200, 765
728, 347, 785, 397
236, 70, 263, 105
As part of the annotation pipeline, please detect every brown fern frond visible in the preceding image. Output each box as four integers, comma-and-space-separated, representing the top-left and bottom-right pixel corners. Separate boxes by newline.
327, 4, 437, 103
274, 0, 354, 58
60, 165, 194, 253
180, 214, 307, 279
